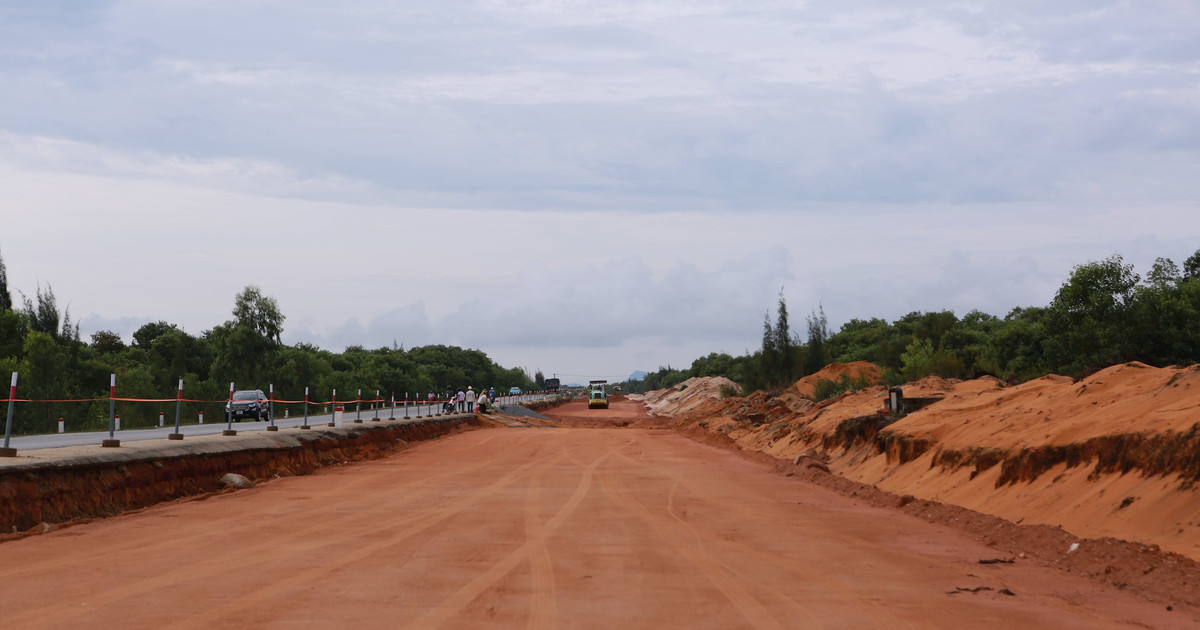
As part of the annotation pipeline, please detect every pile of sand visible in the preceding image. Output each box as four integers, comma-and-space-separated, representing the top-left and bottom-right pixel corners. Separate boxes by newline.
638, 376, 741, 416
793, 361, 885, 399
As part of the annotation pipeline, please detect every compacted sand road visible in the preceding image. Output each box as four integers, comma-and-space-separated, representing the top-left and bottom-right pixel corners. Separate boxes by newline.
0, 402, 1191, 628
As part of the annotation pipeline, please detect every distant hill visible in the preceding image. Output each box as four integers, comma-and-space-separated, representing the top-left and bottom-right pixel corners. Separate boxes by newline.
627, 370, 649, 382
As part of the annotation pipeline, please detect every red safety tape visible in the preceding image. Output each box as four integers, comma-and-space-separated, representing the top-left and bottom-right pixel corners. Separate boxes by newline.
8, 397, 111, 403
268, 399, 388, 405
111, 397, 191, 402
2, 396, 463, 405
2, 397, 280, 404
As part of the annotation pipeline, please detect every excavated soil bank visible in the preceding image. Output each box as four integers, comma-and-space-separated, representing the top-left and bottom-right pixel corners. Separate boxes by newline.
673, 423, 1200, 610
0, 415, 489, 536
632, 365, 1200, 610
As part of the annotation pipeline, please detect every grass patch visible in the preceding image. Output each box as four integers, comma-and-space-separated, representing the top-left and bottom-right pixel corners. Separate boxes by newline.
812, 373, 874, 401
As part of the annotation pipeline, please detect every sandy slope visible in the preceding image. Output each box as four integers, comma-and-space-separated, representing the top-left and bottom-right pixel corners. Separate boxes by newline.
640, 363, 1200, 565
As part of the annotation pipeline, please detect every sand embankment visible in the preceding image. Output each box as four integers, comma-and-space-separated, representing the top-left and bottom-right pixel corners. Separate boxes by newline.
642, 362, 1200, 564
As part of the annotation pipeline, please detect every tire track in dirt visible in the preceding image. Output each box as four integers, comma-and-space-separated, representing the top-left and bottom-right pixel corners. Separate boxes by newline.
525, 448, 558, 630
611, 446, 895, 626
402, 436, 619, 630
2, 428, 528, 584
167, 441, 560, 629
2, 432, 549, 629
595, 445, 788, 630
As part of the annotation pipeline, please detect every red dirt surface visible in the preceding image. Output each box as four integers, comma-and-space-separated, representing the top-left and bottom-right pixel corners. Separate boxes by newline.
0, 400, 1193, 628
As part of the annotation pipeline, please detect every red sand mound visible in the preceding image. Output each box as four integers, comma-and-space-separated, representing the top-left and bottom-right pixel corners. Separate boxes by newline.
793, 361, 884, 399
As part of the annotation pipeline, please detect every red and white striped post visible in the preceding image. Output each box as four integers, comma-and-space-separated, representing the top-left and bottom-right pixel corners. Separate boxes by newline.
223, 382, 237, 436
58, 417, 64, 433
301, 386, 310, 429
102, 374, 120, 447
0, 372, 16, 456
159, 411, 164, 427
267, 384, 278, 431
169, 378, 184, 440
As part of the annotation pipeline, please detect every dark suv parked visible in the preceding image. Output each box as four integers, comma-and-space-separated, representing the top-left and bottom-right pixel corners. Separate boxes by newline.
226, 389, 270, 421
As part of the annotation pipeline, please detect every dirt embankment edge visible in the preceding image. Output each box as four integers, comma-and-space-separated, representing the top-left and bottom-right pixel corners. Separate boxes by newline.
0, 415, 490, 537
672, 421, 1200, 610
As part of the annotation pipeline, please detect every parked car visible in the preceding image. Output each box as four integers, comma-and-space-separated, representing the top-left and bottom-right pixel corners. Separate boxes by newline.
509, 386, 522, 395
226, 389, 270, 421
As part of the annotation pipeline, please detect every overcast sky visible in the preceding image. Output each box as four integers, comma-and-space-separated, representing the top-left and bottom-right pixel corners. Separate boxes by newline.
3, 1, 1198, 382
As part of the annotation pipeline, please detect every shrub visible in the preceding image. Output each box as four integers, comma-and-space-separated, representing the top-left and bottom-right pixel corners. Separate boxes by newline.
812, 373, 874, 401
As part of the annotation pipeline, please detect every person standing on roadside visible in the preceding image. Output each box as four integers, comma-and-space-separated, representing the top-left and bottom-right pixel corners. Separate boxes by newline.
477, 390, 490, 414
466, 386, 477, 412
456, 388, 465, 412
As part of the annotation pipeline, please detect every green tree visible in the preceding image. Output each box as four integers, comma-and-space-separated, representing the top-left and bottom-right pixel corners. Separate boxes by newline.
689, 352, 736, 378
900, 337, 934, 382
21, 283, 60, 339
987, 307, 1049, 379
115, 364, 161, 428
828, 317, 891, 365
209, 322, 274, 386
1146, 257, 1180, 288
773, 289, 797, 383
938, 310, 1001, 378
803, 305, 829, 376
0, 244, 11, 312
1183, 248, 1200, 280
272, 344, 333, 402
755, 312, 776, 390
0, 308, 28, 360
133, 321, 179, 349
1044, 254, 1139, 375
16, 332, 68, 433
146, 329, 202, 392
1128, 258, 1200, 366
90, 330, 126, 355
210, 286, 287, 386
232, 285, 285, 343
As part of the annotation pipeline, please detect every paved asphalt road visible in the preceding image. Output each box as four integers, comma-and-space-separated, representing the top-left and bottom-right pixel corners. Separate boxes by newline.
3, 403, 450, 451
3, 397, 548, 451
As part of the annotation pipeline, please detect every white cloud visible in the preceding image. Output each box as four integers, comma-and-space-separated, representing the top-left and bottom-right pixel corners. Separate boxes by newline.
2, 0, 1199, 376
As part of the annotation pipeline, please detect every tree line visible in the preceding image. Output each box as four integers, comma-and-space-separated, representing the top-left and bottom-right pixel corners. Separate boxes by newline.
621, 250, 1200, 395
0, 248, 534, 434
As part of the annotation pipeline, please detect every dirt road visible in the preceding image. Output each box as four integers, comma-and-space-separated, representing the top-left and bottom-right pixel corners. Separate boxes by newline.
0, 402, 1190, 628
